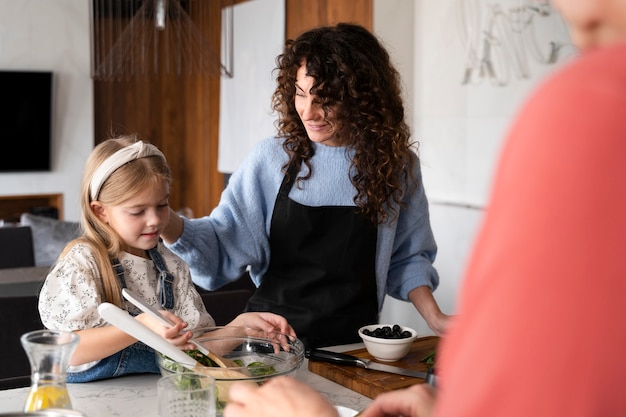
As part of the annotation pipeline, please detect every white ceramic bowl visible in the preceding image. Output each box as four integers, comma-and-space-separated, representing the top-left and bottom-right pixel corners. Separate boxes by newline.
358, 324, 418, 362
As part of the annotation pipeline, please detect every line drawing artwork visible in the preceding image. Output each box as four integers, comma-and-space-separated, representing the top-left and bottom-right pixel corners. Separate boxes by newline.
457, 0, 575, 86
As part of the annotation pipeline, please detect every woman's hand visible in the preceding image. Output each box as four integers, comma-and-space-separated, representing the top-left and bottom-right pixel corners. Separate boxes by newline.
408, 286, 452, 336
161, 207, 184, 244
228, 312, 296, 338
425, 311, 451, 336
224, 376, 339, 417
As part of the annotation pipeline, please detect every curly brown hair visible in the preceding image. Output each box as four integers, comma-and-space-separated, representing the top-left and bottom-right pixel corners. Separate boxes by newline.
271, 23, 417, 225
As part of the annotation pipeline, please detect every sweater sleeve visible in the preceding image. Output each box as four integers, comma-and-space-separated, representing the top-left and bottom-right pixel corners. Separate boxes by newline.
166, 137, 286, 290
381, 154, 439, 302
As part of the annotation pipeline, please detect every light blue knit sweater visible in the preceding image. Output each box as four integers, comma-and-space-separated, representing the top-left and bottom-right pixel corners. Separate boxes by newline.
165, 137, 439, 311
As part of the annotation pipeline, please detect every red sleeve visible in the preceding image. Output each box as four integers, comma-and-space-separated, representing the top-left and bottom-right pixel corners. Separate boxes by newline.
434, 42, 626, 417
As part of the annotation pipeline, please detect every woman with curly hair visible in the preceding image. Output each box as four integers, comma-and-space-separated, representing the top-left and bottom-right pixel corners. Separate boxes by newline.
162, 23, 449, 348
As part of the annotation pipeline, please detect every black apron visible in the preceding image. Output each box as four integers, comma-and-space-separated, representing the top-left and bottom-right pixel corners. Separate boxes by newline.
245, 162, 379, 348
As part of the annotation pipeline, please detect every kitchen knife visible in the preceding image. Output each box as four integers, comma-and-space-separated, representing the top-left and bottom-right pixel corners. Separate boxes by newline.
306, 348, 432, 380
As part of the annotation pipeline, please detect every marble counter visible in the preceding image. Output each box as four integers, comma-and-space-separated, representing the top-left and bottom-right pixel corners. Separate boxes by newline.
0, 344, 372, 416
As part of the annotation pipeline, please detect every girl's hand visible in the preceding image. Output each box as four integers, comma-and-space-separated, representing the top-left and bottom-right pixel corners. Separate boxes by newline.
136, 311, 194, 349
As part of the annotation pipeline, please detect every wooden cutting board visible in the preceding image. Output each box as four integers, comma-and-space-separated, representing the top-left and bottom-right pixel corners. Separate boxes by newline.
308, 336, 439, 399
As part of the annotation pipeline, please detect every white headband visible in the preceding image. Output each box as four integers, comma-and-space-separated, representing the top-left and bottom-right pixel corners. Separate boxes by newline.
90, 141, 166, 200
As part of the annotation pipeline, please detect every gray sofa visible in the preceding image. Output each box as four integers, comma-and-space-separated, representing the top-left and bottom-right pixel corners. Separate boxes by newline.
0, 212, 80, 295
0, 213, 255, 382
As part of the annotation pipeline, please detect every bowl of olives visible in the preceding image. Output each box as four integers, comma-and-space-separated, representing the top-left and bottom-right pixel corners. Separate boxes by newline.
358, 324, 418, 362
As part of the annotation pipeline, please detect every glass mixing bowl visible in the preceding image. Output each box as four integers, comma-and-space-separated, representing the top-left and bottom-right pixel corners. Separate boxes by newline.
156, 326, 304, 416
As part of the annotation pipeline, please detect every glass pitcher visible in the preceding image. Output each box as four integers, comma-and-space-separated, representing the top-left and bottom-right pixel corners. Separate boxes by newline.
20, 329, 79, 412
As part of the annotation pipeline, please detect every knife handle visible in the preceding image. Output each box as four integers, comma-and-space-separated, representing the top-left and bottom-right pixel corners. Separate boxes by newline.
426, 367, 437, 387
305, 348, 365, 368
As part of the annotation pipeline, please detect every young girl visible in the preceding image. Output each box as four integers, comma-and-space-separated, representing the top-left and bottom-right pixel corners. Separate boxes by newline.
38, 135, 295, 382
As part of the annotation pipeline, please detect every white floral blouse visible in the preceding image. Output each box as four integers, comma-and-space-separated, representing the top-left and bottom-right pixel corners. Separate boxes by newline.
38, 241, 216, 332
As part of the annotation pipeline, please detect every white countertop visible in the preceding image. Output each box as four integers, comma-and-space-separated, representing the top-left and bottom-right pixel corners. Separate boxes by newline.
0, 344, 372, 416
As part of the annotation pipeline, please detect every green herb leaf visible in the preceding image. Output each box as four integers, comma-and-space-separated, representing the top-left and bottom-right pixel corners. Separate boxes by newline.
420, 351, 436, 368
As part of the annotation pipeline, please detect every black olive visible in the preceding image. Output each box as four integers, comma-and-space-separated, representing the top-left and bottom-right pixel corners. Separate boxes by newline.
362, 324, 413, 340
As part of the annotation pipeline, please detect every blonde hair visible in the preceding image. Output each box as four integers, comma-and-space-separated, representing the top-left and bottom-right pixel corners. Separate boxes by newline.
61, 134, 172, 307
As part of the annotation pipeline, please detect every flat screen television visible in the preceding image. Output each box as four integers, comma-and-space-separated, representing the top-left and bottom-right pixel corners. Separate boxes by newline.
0, 70, 53, 172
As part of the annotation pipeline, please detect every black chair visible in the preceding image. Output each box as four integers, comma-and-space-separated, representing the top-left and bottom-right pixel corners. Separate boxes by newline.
195, 271, 256, 325
0, 226, 35, 268
200, 289, 254, 326
0, 295, 43, 381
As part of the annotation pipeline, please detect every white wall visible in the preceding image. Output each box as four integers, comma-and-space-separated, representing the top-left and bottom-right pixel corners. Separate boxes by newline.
218, 0, 284, 173
377, 0, 576, 335
0, 0, 93, 222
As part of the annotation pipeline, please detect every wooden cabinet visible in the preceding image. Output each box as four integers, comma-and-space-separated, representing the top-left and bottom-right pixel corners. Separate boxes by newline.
0, 194, 63, 222
285, 0, 372, 39
92, 0, 372, 218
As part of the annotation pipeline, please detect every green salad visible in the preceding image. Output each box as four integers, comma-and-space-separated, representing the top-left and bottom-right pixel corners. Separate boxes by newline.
232, 359, 276, 377
161, 349, 278, 415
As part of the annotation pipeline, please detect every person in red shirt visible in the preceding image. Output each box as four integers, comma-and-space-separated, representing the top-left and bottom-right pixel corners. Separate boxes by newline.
429, 2, 626, 416
223, 0, 626, 416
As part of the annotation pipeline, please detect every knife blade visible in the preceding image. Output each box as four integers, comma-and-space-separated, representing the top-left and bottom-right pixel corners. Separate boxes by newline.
306, 348, 430, 380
